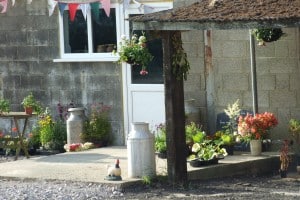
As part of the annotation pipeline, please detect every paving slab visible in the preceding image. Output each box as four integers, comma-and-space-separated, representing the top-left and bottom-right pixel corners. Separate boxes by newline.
0, 146, 283, 188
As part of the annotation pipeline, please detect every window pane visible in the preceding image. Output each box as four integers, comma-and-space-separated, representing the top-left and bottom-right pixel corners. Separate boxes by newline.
63, 10, 88, 53
92, 9, 117, 53
130, 31, 164, 84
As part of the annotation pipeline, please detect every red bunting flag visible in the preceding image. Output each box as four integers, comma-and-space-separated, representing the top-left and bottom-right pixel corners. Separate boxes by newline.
68, 3, 79, 22
0, 0, 8, 14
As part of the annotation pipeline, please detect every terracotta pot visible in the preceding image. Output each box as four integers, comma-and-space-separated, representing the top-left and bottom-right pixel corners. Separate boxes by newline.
25, 107, 33, 115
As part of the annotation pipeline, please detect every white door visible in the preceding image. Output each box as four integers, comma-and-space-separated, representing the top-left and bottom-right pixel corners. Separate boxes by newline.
122, 3, 173, 142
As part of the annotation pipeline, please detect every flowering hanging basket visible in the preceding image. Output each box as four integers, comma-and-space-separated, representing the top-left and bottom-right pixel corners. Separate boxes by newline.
252, 28, 284, 46
115, 34, 153, 75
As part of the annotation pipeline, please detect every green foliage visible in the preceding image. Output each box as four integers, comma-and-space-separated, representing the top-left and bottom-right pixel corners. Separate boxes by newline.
38, 108, 67, 152
155, 124, 167, 153
21, 92, 43, 114
188, 140, 227, 161
252, 28, 284, 45
0, 98, 10, 113
171, 32, 190, 80
289, 118, 300, 136
81, 103, 112, 146
29, 126, 42, 148
116, 33, 153, 71
185, 122, 206, 144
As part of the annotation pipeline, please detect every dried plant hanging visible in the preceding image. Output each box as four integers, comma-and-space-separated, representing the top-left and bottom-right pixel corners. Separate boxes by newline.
252, 28, 285, 46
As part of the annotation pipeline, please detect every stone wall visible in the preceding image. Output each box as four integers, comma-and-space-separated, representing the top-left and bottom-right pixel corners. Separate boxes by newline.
0, 1, 124, 145
210, 28, 300, 140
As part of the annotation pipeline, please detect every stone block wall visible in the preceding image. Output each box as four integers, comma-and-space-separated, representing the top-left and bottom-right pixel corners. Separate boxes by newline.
0, 1, 124, 145
210, 28, 300, 140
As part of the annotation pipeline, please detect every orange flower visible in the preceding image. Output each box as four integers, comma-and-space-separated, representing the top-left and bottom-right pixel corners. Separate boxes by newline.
28, 133, 33, 138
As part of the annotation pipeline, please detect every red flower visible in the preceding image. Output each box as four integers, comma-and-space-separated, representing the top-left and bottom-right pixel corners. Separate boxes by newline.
12, 127, 18, 132
238, 112, 278, 140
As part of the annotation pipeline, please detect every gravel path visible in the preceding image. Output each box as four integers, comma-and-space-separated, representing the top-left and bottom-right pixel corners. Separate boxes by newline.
1, 155, 300, 199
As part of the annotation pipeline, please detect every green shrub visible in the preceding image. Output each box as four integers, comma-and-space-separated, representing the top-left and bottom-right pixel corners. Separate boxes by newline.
81, 103, 112, 146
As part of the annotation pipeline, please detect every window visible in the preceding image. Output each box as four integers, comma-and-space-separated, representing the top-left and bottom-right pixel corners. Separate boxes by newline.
56, 4, 121, 62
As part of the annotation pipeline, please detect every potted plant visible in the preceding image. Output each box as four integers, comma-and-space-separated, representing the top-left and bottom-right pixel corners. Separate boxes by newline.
185, 122, 206, 155
252, 28, 284, 46
21, 92, 42, 115
279, 139, 291, 178
115, 33, 153, 75
80, 103, 112, 147
0, 98, 10, 114
214, 130, 236, 155
288, 118, 300, 172
155, 123, 167, 158
238, 112, 278, 156
187, 140, 228, 167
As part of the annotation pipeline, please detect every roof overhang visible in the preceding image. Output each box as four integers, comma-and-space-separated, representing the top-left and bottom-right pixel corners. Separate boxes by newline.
130, 0, 300, 31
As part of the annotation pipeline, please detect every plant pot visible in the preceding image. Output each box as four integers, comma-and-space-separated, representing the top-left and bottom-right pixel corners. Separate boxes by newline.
279, 169, 287, 178
250, 140, 262, 156
189, 158, 219, 167
157, 152, 167, 159
221, 144, 234, 155
25, 107, 33, 115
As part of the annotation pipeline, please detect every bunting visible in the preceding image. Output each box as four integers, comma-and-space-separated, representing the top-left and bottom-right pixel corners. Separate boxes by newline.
0, 0, 159, 19
0, 0, 8, 14
48, 0, 58, 16
101, 0, 110, 17
68, 3, 79, 21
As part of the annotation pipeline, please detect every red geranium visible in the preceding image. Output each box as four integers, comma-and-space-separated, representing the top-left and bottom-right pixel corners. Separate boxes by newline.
238, 112, 278, 141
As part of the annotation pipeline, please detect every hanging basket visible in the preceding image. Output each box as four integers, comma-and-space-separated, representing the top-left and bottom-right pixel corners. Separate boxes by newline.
252, 28, 284, 46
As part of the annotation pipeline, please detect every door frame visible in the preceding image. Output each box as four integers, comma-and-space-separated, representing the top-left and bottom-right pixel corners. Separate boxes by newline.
122, 2, 173, 144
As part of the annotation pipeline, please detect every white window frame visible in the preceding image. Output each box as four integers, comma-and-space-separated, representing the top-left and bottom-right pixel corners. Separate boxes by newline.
54, 3, 122, 63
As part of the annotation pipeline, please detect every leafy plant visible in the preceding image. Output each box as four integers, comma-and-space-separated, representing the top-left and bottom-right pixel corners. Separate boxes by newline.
185, 122, 205, 144
0, 98, 10, 114
81, 103, 112, 146
115, 33, 153, 75
38, 108, 67, 152
21, 92, 43, 114
187, 140, 227, 161
252, 28, 284, 46
155, 126, 167, 154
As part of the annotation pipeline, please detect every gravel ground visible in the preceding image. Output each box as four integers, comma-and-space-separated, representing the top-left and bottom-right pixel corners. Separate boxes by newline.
1, 155, 300, 200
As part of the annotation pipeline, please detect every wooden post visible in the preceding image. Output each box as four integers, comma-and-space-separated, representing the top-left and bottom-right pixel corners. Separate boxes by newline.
161, 31, 187, 184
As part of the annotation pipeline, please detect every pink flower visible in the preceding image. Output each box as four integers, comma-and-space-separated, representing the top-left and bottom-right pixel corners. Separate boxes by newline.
140, 69, 148, 75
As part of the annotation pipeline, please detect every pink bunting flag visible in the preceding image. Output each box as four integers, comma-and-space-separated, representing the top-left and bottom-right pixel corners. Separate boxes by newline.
68, 3, 79, 22
101, 0, 110, 17
0, 0, 8, 14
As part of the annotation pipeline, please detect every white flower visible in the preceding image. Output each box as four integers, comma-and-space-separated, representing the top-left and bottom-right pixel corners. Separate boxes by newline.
121, 35, 127, 40
138, 35, 146, 43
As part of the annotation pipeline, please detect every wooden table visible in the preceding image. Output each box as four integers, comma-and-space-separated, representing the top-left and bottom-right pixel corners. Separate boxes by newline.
0, 112, 36, 160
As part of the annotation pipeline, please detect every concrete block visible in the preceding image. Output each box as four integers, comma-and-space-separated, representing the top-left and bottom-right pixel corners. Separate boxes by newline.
222, 41, 248, 58
270, 91, 297, 108
275, 74, 290, 90
222, 74, 249, 91
214, 58, 250, 74
269, 58, 298, 74
216, 90, 242, 107
275, 41, 289, 58
257, 75, 275, 90
243, 90, 269, 108
256, 43, 275, 57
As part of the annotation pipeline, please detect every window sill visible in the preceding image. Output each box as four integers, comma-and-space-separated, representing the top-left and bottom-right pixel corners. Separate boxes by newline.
53, 57, 119, 63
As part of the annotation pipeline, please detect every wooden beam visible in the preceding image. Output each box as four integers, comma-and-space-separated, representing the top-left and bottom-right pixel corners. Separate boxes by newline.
161, 31, 187, 184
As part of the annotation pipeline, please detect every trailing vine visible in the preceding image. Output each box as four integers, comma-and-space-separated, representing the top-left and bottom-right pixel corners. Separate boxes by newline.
171, 33, 190, 80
